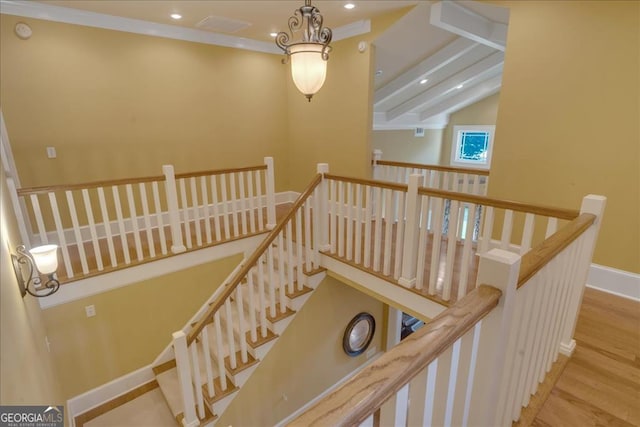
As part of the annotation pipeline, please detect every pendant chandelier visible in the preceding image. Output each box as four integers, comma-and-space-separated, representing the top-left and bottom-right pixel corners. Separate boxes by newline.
276, 0, 333, 102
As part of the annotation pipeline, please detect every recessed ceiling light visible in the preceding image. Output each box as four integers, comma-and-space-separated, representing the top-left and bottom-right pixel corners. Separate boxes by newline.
270, 32, 278, 37
455, 84, 464, 89
420, 79, 428, 85
344, 3, 355, 10
170, 13, 182, 20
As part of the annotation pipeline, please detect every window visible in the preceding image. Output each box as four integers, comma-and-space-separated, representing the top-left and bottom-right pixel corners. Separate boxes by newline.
450, 125, 495, 169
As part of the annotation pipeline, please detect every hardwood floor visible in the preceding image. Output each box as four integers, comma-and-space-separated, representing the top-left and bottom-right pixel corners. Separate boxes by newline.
532, 288, 640, 427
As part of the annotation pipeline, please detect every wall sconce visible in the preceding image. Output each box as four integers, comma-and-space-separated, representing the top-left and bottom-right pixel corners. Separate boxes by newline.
11, 244, 60, 297
276, 0, 332, 102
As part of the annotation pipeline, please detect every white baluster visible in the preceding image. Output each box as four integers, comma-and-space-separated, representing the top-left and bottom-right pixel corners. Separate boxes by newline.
267, 246, 276, 318
286, 221, 295, 294
210, 175, 222, 241
113, 187, 132, 264
246, 171, 256, 234
393, 192, 405, 280
246, 270, 258, 343
29, 194, 48, 245
257, 256, 268, 337
354, 183, 363, 264
235, 286, 248, 363
295, 210, 304, 291
97, 188, 118, 266
264, 157, 276, 229
213, 313, 227, 391
363, 186, 372, 268
81, 189, 103, 270
220, 174, 231, 239
152, 182, 168, 255
138, 183, 156, 258
162, 165, 185, 253
428, 198, 444, 295
337, 181, 345, 258
201, 176, 212, 244
415, 196, 430, 290
238, 171, 248, 236
190, 343, 205, 419
520, 213, 535, 254
277, 233, 286, 314
48, 192, 73, 277
229, 173, 240, 237
382, 189, 393, 276
255, 170, 264, 230
65, 190, 89, 274
372, 187, 383, 272
500, 209, 514, 250
172, 331, 198, 426
329, 179, 337, 253
479, 206, 494, 255
225, 299, 237, 369
201, 326, 215, 399
458, 203, 477, 299
190, 177, 202, 247
346, 182, 353, 260
125, 184, 144, 261
304, 201, 312, 271
179, 179, 192, 249
317, 163, 330, 251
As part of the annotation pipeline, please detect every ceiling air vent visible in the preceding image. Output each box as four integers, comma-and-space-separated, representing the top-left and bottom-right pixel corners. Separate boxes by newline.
196, 15, 252, 33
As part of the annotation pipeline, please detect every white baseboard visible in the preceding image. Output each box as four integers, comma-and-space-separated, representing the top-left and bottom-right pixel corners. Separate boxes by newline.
66, 365, 154, 427
586, 263, 640, 301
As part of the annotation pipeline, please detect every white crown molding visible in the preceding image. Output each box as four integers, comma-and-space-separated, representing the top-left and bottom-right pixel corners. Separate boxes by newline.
0, 1, 371, 54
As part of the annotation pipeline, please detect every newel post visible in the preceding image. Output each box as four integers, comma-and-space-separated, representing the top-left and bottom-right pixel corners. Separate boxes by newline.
559, 194, 606, 356
163, 165, 186, 254
372, 149, 383, 180
172, 331, 198, 427
468, 249, 521, 427
399, 173, 424, 287
264, 157, 277, 229
316, 163, 330, 251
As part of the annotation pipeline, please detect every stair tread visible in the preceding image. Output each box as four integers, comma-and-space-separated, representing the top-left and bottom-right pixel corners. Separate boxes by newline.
266, 304, 296, 323
224, 350, 259, 376
246, 328, 279, 349
156, 367, 183, 419
203, 375, 239, 405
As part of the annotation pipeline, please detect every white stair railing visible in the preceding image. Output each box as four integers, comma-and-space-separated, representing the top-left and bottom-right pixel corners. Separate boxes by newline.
12, 157, 276, 281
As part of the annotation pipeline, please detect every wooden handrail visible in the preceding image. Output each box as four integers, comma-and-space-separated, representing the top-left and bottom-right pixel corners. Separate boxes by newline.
324, 174, 408, 192
287, 285, 502, 426
325, 173, 578, 220
16, 175, 166, 196
186, 173, 323, 345
174, 164, 267, 180
16, 164, 268, 196
417, 187, 579, 220
518, 213, 595, 288
374, 159, 491, 176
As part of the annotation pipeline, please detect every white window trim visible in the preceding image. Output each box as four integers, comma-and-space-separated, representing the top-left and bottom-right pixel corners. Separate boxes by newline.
450, 125, 495, 169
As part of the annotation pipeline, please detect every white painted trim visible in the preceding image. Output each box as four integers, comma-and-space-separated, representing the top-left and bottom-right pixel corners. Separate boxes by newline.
586, 263, 640, 301
0, 1, 371, 54
66, 365, 155, 427
450, 124, 495, 170
39, 234, 264, 309
558, 339, 576, 357
274, 351, 383, 427
276, 191, 300, 204
321, 254, 446, 321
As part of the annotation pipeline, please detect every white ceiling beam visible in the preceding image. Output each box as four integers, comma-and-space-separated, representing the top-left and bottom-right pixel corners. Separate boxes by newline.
374, 37, 478, 106
386, 51, 503, 121
373, 112, 450, 131
419, 74, 502, 121
430, 1, 507, 51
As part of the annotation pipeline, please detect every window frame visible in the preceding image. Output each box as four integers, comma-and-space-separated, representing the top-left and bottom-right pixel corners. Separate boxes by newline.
450, 125, 495, 169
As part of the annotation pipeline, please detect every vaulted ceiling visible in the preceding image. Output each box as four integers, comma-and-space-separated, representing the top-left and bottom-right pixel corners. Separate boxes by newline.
373, 1, 509, 130
1, 0, 509, 130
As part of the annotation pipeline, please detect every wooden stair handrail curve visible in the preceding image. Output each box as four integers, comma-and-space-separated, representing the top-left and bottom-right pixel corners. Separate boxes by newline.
187, 173, 323, 345
518, 213, 596, 288
287, 285, 502, 427
374, 159, 491, 176
325, 173, 579, 220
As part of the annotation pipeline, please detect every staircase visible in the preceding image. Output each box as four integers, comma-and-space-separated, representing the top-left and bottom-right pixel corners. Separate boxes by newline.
150, 173, 326, 426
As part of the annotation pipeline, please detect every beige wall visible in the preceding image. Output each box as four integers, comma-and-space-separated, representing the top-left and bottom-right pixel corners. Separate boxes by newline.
0, 15, 290, 191
216, 276, 385, 427
41, 254, 241, 399
440, 92, 501, 165
372, 129, 443, 165
489, 1, 639, 273
286, 9, 413, 190
0, 163, 64, 405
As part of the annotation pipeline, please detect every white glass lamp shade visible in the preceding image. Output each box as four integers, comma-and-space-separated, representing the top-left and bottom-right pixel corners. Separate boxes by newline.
29, 244, 59, 274
289, 43, 328, 98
